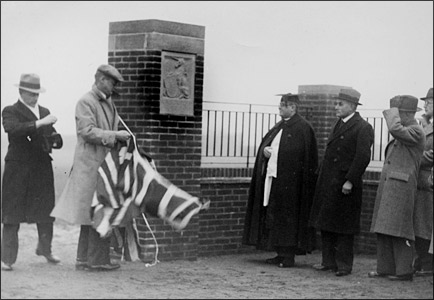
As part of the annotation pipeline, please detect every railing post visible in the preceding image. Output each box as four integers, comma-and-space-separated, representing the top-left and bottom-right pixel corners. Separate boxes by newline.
246, 104, 252, 168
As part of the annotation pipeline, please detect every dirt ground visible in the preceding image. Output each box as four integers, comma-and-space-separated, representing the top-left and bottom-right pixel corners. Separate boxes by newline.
1, 222, 433, 299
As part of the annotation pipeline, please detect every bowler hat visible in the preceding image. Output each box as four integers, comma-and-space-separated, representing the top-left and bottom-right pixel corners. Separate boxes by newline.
420, 88, 433, 100
337, 88, 362, 105
14, 73, 46, 93
97, 64, 124, 82
276, 93, 300, 104
390, 95, 422, 112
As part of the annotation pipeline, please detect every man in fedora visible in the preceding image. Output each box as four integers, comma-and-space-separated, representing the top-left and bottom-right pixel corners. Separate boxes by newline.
369, 95, 425, 281
309, 88, 374, 277
1, 73, 63, 271
51, 64, 130, 272
243, 93, 318, 268
413, 88, 433, 277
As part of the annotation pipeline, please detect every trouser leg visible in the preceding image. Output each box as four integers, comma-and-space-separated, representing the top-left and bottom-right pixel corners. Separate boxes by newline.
87, 226, 111, 266
414, 236, 433, 271
392, 236, 414, 276
335, 233, 354, 272
321, 230, 337, 269
376, 233, 396, 275
36, 223, 53, 255
76, 225, 90, 263
1, 224, 20, 265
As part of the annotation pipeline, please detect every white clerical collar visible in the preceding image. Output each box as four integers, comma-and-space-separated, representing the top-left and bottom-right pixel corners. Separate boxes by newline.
283, 117, 290, 121
19, 96, 40, 119
342, 112, 355, 123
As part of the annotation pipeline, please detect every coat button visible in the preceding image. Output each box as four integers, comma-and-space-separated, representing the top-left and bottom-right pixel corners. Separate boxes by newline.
340, 136, 344, 139
337, 147, 340, 151
333, 158, 338, 162
387, 161, 391, 164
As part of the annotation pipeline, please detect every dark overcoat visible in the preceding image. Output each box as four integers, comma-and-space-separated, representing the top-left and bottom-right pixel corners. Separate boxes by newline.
414, 122, 433, 240
2, 100, 62, 224
309, 112, 374, 235
242, 114, 318, 253
370, 108, 425, 241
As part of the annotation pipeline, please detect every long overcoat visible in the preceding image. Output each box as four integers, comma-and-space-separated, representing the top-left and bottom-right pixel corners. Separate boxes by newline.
2, 100, 61, 224
370, 108, 426, 241
309, 112, 374, 234
242, 114, 318, 253
51, 85, 119, 225
413, 122, 433, 240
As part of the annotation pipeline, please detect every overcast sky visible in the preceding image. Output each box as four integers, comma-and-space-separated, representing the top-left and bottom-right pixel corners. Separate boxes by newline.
1, 1, 433, 134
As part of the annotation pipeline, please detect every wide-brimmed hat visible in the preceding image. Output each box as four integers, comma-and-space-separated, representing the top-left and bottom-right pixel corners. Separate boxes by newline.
337, 88, 362, 105
96, 64, 124, 82
420, 88, 433, 101
276, 93, 300, 104
14, 73, 46, 93
390, 95, 422, 112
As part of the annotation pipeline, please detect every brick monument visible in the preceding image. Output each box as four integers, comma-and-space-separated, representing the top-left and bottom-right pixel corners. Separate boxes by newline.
108, 19, 205, 261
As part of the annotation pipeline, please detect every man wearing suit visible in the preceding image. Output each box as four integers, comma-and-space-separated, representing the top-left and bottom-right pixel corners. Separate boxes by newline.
1, 73, 63, 271
309, 88, 374, 277
51, 65, 130, 271
413, 88, 433, 277
369, 95, 425, 281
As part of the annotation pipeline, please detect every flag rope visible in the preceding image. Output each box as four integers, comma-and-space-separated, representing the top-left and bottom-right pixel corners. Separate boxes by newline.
142, 213, 160, 267
119, 116, 159, 267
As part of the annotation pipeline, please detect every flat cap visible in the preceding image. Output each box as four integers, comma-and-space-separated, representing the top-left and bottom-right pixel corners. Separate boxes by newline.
276, 93, 300, 104
337, 88, 362, 105
97, 64, 124, 82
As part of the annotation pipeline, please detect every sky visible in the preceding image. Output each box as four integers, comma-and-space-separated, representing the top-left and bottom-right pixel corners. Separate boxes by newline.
1, 1, 433, 134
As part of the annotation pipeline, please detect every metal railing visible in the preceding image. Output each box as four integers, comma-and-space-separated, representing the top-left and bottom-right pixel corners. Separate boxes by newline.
201, 101, 392, 169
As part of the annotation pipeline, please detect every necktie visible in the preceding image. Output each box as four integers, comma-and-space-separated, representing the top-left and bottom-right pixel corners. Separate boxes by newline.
334, 119, 343, 132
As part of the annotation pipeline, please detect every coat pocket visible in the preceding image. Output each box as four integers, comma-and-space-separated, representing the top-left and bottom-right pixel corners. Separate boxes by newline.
388, 171, 410, 182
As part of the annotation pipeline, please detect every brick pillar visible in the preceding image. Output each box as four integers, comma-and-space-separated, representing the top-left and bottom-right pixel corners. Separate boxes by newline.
108, 19, 205, 261
298, 84, 352, 162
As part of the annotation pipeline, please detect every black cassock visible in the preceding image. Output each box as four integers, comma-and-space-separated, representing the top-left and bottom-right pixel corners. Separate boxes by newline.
242, 114, 318, 254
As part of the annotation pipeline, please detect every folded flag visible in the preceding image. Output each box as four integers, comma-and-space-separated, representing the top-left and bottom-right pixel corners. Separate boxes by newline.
91, 138, 210, 239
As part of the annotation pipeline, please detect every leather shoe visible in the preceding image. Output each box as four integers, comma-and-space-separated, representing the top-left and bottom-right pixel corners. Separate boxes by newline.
312, 264, 337, 272
387, 274, 413, 281
265, 256, 283, 265
36, 250, 61, 264
88, 263, 120, 272
414, 269, 433, 277
75, 262, 89, 271
368, 271, 388, 278
278, 257, 295, 268
1, 261, 13, 271
336, 270, 351, 277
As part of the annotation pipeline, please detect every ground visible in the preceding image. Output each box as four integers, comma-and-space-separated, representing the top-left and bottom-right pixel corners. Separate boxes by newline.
1, 222, 433, 299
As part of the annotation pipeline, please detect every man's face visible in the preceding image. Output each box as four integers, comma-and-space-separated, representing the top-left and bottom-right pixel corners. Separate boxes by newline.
335, 100, 355, 118
424, 98, 433, 118
20, 90, 39, 107
99, 75, 118, 97
279, 101, 295, 118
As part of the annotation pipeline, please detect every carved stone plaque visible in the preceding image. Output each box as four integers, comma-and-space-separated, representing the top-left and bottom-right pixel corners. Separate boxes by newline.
160, 51, 195, 116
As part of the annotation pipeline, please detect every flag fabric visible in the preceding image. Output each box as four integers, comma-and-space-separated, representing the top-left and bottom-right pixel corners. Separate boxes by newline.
91, 138, 210, 240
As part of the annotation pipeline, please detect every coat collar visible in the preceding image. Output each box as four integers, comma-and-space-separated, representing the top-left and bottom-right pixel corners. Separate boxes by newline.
327, 112, 363, 145
424, 122, 433, 136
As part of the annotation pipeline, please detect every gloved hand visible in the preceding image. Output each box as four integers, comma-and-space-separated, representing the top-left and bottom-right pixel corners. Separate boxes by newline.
390, 96, 401, 109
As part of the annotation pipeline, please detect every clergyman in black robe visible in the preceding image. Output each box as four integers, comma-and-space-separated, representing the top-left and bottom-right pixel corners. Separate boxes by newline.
242, 93, 318, 268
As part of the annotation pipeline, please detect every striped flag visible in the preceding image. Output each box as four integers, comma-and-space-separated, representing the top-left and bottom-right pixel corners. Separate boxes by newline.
91, 138, 210, 239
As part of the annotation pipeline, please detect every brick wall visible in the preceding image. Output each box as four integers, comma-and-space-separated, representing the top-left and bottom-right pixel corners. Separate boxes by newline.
199, 169, 380, 256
